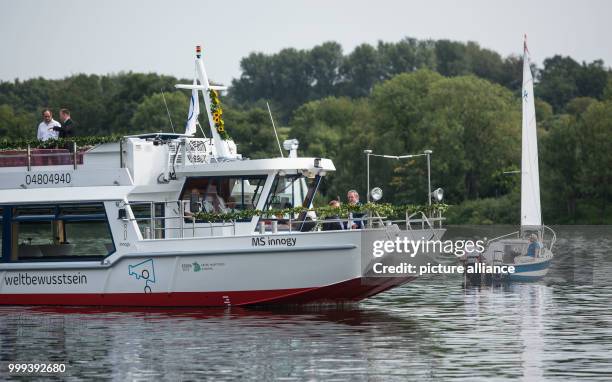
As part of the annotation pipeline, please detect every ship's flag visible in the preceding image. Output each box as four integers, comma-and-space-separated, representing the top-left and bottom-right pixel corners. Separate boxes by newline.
185, 80, 199, 136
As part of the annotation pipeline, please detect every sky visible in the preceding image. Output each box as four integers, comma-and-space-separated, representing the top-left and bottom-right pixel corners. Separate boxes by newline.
1, 0, 611, 86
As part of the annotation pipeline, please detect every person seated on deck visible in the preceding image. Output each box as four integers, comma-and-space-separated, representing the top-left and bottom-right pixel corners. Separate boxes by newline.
225, 196, 238, 213
322, 200, 344, 231
184, 187, 203, 221
202, 185, 227, 214
526, 234, 542, 257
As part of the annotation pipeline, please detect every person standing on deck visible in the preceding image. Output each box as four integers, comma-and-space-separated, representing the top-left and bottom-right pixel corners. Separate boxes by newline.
52, 108, 76, 138
37, 109, 60, 141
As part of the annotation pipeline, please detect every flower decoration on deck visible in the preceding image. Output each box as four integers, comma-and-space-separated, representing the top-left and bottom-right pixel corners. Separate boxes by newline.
192, 203, 448, 223
209, 89, 230, 140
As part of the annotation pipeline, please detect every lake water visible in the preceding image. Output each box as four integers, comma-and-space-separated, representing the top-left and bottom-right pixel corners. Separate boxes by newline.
0, 226, 611, 381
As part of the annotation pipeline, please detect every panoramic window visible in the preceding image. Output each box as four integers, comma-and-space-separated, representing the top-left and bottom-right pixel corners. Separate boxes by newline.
6, 203, 115, 262
0, 207, 3, 256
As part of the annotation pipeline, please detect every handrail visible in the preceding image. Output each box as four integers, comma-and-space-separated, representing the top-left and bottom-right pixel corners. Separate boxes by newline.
487, 231, 520, 244
543, 225, 557, 251
487, 226, 556, 252
405, 211, 443, 241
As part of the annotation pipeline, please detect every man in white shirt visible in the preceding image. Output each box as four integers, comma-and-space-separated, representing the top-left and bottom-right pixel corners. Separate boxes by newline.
37, 109, 60, 141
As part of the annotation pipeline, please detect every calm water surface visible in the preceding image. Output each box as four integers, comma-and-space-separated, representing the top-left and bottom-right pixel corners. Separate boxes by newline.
1, 226, 611, 381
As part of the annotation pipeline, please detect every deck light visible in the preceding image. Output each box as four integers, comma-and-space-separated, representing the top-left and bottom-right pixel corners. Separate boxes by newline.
431, 188, 444, 203
283, 139, 299, 158
370, 187, 383, 202
283, 139, 299, 151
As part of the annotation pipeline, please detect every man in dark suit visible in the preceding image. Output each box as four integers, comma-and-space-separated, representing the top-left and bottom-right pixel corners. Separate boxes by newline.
52, 108, 76, 138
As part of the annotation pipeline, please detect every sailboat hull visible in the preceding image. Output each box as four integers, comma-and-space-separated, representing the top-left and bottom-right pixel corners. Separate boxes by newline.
508, 258, 551, 281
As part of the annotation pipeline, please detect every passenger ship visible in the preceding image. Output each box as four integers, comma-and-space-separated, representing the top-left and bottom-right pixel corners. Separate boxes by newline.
0, 47, 444, 307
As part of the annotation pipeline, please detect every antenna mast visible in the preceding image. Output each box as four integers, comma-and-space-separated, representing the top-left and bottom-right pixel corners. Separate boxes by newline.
160, 88, 175, 133
266, 102, 284, 158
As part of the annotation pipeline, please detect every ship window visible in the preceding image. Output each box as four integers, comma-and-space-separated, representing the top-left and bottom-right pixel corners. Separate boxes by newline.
130, 203, 165, 239
261, 175, 321, 232
264, 175, 320, 211
180, 176, 266, 221
0, 207, 3, 256
9, 203, 115, 262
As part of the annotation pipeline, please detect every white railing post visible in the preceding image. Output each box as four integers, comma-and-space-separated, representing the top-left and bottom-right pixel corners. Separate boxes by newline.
179, 201, 184, 238
73, 142, 78, 170
150, 202, 155, 239
27, 144, 31, 171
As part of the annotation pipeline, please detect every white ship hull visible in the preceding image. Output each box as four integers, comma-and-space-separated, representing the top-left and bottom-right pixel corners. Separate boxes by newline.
0, 228, 443, 307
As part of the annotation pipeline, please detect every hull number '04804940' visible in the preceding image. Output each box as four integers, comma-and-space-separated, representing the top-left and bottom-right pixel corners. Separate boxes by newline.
25, 173, 71, 185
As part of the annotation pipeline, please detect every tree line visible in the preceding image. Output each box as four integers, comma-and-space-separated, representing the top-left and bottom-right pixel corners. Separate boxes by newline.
0, 37, 611, 223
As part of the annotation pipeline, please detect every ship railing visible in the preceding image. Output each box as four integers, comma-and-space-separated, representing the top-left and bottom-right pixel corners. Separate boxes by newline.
121, 200, 237, 240
0, 142, 85, 170
379, 211, 444, 232
487, 225, 556, 251
119, 200, 445, 240
256, 213, 393, 234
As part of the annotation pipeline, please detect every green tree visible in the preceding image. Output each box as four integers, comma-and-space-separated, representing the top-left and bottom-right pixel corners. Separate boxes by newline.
223, 107, 280, 159
308, 42, 343, 99
290, 97, 373, 198
579, 100, 612, 222
130, 91, 188, 134
540, 113, 581, 221
108, 73, 179, 134
48, 74, 107, 136
339, 43, 381, 97
377, 38, 436, 79
0, 105, 35, 139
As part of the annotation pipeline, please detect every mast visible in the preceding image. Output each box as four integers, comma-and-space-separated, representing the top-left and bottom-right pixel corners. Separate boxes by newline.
176, 45, 233, 159
520, 36, 542, 227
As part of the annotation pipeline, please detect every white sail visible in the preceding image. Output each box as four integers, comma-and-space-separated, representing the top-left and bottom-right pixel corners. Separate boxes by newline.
521, 39, 542, 227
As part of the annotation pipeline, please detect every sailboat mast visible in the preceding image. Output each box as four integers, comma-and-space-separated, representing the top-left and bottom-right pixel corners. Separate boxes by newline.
520, 36, 542, 227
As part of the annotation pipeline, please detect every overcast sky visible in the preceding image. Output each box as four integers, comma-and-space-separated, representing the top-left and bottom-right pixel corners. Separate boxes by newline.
1, 0, 611, 85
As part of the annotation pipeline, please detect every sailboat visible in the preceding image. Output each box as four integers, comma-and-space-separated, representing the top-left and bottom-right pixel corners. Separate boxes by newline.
480, 36, 556, 281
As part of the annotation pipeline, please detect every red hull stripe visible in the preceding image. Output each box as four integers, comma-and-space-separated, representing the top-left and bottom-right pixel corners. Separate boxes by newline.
0, 277, 415, 307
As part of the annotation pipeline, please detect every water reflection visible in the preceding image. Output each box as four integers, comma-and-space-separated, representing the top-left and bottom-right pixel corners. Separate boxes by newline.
0, 306, 436, 380
0, 226, 611, 380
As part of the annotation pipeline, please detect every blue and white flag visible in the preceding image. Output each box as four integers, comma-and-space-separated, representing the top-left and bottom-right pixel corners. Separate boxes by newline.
185, 81, 199, 136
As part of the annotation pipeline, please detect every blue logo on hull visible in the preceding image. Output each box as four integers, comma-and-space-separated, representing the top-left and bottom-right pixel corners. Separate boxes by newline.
128, 259, 156, 293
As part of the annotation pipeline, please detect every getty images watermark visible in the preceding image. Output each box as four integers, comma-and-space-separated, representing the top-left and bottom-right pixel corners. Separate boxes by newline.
372, 238, 485, 258
362, 237, 516, 277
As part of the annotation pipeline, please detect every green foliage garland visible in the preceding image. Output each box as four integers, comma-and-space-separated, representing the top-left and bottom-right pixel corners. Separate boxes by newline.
0, 135, 123, 150
193, 202, 448, 223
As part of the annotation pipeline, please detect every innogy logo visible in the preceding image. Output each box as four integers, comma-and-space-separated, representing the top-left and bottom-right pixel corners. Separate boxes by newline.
128, 259, 156, 293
